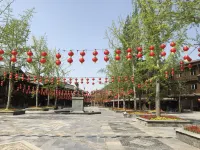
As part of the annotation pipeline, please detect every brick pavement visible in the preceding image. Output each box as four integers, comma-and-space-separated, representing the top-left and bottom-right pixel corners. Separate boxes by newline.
0, 107, 199, 150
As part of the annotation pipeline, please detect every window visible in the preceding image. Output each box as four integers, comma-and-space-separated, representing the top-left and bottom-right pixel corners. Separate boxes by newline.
191, 84, 197, 90
191, 69, 196, 75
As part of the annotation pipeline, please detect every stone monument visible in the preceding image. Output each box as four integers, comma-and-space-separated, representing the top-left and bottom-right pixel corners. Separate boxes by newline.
71, 82, 84, 113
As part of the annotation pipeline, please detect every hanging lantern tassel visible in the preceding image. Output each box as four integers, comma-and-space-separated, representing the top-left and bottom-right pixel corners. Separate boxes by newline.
165, 71, 168, 79
170, 42, 176, 55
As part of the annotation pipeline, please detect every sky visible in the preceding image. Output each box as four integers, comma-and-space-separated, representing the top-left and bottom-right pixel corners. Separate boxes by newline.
10, 0, 133, 92
9, 0, 200, 92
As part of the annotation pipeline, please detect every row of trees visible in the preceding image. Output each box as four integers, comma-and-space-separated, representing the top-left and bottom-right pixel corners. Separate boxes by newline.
100, 0, 200, 116
0, 3, 69, 109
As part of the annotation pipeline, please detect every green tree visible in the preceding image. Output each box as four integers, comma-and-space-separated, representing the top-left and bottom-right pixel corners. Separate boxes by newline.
26, 36, 50, 108
0, 8, 34, 109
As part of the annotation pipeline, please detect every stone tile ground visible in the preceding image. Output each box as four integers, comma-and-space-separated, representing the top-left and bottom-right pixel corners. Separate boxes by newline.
0, 107, 199, 150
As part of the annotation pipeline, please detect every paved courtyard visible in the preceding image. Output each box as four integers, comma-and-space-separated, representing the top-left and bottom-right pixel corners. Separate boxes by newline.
0, 107, 199, 150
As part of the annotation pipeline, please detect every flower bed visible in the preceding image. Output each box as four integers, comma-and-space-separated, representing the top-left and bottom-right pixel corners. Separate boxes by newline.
137, 115, 191, 127
140, 115, 182, 120
0, 108, 25, 115
184, 125, 200, 134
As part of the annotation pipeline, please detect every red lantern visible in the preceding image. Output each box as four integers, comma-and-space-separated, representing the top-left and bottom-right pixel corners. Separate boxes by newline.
115, 49, 121, 55
104, 56, 109, 62
0, 49, 4, 55
126, 54, 132, 60
104, 49, 109, 55
68, 50, 74, 57
183, 46, 189, 51
80, 51, 85, 56
171, 68, 174, 76
92, 57, 98, 63
160, 44, 166, 49
11, 56, 17, 62
170, 47, 176, 54
79, 57, 85, 63
180, 60, 184, 65
170, 42, 176, 47
165, 71, 168, 78
149, 45, 154, 50
0, 56, 3, 61
160, 51, 166, 57
27, 50, 33, 56
41, 51, 47, 57
67, 57, 73, 64
115, 55, 120, 61
11, 49, 17, 55
56, 59, 61, 66
180, 65, 184, 71
93, 49, 98, 56
188, 63, 192, 69
149, 51, 155, 57
40, 58, 46, 64
137, 52, 143, 58
126, 48, 132, 53
56, 53, 61, 59
137, 84, 141, 88
137, 47, 142, 52
27, 57, 32, 63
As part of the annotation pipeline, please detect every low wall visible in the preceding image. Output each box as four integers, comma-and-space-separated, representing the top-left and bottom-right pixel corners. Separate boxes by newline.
176, 128, 200, 149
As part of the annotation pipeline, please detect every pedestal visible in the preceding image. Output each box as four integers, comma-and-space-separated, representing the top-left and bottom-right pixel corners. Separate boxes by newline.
72, 97, 84, 113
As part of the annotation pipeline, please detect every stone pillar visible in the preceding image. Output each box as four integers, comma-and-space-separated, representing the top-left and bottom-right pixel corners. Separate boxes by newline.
72, 97, 84, 113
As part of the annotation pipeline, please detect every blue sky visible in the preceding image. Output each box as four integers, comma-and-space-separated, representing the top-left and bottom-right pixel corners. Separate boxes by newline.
11, 0, 133, 91
10, 0, 199, 92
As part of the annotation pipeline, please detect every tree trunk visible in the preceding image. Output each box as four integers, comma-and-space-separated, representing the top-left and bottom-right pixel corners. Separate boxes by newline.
133, 86, 137, 110
36, 82, 39, 107
139, 92, 142, 110
132, 62, 137, 110
178, 94, 181, 113
117, 82, 120, 108
123, 96, 125, 110
54, 87, 58, 107
6, 78, 12, 109
47, 92, 50, 106
155, 79, 161, 117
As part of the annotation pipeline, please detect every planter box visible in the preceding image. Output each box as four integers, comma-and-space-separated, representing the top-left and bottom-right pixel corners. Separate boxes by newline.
176, 128, 200, 149
25, 108, 49, 111
136, 117, 191, 127
0, 110, 25, 115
